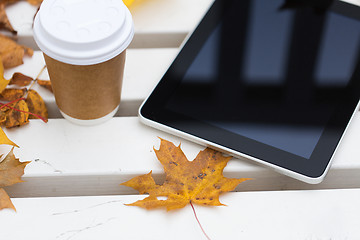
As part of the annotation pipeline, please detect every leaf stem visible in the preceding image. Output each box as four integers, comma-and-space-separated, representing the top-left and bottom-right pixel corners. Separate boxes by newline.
190, 201, 211, 240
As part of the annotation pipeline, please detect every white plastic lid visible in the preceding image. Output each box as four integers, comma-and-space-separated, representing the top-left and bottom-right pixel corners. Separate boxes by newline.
33, 0, 134, 65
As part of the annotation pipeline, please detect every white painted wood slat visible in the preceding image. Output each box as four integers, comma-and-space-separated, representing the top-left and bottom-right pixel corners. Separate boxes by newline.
0, 189, 360, 239
2, 110, 360, 197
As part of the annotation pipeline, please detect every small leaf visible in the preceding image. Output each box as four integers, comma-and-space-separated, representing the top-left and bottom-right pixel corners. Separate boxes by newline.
25, 89, 48, 121
0, 59, 10, 93
26, 0, 43, 5
2, 99, 29, 128
37, 79, 52, 92
0, 34, 33, 69
0, 0, 20, 5
0, 3, 17, 35
9, 72, 33, 87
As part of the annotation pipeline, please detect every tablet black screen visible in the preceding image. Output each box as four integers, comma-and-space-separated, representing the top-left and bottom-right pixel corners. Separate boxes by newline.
140, 0, 360, 179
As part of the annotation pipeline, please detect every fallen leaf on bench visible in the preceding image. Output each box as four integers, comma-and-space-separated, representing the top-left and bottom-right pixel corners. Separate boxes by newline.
26, 0, 43, 5
37, 79, 52, 93
2, 99, 29, 128
0, 92, 48, 127
0, 3, 16, 34
122, 138, 250, 211
25, 89, 48, 121
9, 72, 33, 87
0, 64, 49, 127
0, 59, 10, 93
0, 88, 26, 102
0, 148, 30, 211
0, 0, 20, 5
0, 34, 33, 69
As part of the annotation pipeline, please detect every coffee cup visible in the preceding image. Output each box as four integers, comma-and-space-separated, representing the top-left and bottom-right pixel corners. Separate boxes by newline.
33, 0, 134, 125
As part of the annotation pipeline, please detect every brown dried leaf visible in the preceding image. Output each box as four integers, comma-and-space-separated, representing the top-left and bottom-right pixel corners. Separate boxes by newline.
0, 111, 6, 124
26, 0, 42, 5
0, 34, 33, 69
3, 99, 29, 128
25, 89, 48, 121
0, 0, 20, 5
37, 79, 52, 92
122, 139, 251, 211
0, 3, 16, 34
1, 47, 24, 69
0, 59, 10, 92
9, 72, 33, 87
0, 88, 26, 101
23, 45, 33, 56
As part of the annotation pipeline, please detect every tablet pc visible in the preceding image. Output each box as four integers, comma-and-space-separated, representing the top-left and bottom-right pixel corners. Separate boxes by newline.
139, 0, 360, 183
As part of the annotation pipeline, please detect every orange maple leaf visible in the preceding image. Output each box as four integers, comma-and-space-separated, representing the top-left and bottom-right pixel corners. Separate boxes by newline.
122, 138, 250, 211
0, 148, 29, 211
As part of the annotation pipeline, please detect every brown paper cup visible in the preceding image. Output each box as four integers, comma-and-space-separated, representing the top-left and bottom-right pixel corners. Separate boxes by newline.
33, 0, 134, 125
44, 51, 126, 122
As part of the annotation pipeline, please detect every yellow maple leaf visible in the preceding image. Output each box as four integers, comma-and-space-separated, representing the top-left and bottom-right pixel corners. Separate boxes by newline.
0, 148, 30, 211
123, 0, 135, 7
0, 59, 10, 93
0, 127, 17, 147
122, 138, 250, 211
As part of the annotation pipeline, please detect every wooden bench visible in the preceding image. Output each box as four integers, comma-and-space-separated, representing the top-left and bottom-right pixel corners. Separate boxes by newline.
1, 0, 360, 239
